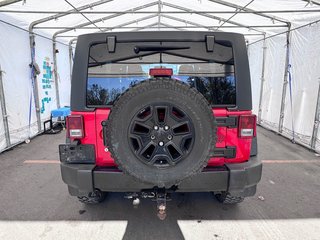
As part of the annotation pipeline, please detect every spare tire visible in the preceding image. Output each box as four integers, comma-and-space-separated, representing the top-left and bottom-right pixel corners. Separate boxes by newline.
106, 78, 216, 187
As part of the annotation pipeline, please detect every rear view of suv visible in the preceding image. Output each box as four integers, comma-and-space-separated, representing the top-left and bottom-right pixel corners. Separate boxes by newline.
59, 31, 262, 215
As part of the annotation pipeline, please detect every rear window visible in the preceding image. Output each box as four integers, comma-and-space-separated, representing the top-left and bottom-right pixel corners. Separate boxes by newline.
87, 42, 235, 106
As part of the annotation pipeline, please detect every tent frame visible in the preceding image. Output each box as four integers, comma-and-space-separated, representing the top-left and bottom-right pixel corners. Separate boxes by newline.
2, 9, 320, 14
1, 0, 320, 151
19, 0, 320, 146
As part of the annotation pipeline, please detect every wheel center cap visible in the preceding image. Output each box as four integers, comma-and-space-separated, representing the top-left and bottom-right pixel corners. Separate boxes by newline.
154, 127, 167, 139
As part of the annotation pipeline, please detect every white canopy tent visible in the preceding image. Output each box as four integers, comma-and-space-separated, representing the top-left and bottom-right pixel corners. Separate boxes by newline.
0, 0, 320, 152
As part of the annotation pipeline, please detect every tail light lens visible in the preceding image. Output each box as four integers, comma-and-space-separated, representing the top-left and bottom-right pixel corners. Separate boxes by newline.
67, 115, 84, 138
238, 115, 256, 138
149, 68, 173, 77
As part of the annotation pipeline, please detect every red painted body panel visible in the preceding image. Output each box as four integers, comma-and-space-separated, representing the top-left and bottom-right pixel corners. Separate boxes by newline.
95, 109, 116, 166
69, 108, 253, 167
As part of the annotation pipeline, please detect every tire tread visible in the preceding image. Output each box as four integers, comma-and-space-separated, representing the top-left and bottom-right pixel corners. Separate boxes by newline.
106, 78, 217, 187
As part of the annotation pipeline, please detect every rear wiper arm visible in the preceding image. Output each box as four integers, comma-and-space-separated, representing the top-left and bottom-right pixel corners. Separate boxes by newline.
134, 45, 190, 54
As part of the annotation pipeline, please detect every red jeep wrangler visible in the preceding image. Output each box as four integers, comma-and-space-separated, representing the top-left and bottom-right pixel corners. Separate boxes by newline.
59, 31, 262, 215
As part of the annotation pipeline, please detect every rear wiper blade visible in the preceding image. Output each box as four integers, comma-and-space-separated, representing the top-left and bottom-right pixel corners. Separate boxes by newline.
134, 45, 190, 54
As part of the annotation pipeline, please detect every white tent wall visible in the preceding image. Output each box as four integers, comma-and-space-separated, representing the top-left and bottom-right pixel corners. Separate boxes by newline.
248, 20, 320, 153
34, 35, 58, 128
56, 42, 71, 107
0, 16, 38, 148
0, 100, 6, 151
248, 40, 264, 116
281, 21, 320, 149
0, 14, 71, 152
255, 35, 287, 132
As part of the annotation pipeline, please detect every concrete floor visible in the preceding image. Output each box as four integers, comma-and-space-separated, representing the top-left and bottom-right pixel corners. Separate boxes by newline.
0, 127, 319, 240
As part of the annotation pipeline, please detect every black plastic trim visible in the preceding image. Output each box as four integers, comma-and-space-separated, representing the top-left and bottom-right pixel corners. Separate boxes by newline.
250, 136, 258, 156
61, 164, 95, 193
101, 120, 108, 146
212, 147, 236, 158
226, 156, 262, 196
106, 36, 116, 53
216, 116, 237, 128
206, 35, 215, 52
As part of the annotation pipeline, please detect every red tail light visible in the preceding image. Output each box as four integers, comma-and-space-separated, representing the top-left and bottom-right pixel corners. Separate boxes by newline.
67, 115, 84, 138
149, 68, 173, 77
238, 115, 256, 138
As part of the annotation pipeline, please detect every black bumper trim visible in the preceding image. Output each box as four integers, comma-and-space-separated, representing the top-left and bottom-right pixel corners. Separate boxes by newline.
92, 167, 229, 192
61, 164, 95, 193
60, 157, 262, 197
226, 156, 262, 196
212, 147, 236, 159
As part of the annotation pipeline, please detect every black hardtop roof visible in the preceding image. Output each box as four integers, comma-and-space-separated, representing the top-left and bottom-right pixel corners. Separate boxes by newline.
71, 31, 251, 111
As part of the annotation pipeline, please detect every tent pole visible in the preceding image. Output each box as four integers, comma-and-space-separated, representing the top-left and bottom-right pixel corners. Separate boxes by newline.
0, 0, 21, 7
248, 19, 320, 46
311, 82, 320, 150
52, 40, 60, 108
0, 65, 11, 147
278, 24, 292, 133
162, 2, 265, 34
68, 44, 73, 83
28, 0, 114, 31
208, 0, 288, 25
2, 9, 320, 14
41, 25, 287, 30
29, 33, 42, 133
68, 38, 77, 84
258, 34, 267, 124
52, 2, 159, 37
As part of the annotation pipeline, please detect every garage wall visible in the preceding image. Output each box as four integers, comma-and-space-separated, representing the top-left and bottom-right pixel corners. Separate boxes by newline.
0, 15, 71, 152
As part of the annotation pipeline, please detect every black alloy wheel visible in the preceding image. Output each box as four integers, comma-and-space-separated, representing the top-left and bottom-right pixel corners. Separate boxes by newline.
129, 103, 195, 168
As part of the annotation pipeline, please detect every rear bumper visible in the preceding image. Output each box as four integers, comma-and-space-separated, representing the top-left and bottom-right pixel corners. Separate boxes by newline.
60, 157, 262, 197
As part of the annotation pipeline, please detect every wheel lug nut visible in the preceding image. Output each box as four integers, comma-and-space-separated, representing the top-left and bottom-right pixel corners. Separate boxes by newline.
167, 135, 172, 140
164, 126, 169, 130
151, 135, 155, 140
159, 141, 164, 146
154, 126, 159, 130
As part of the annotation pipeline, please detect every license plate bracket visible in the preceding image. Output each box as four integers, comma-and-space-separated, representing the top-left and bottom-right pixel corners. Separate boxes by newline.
59, 144, 95, 163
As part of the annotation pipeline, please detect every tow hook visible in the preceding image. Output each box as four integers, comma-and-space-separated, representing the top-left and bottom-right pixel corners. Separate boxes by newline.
156, 189, 167, 220
124, 191, 155, 208
124, 192, 141, 208
124, 189, 170, 220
